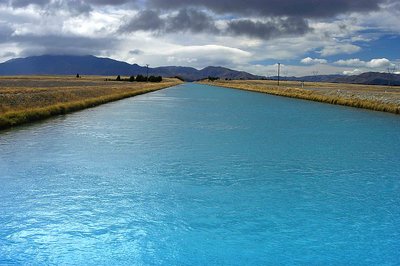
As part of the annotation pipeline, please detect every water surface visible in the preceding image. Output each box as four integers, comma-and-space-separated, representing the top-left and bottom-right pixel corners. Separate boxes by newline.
1, 83, 399, 264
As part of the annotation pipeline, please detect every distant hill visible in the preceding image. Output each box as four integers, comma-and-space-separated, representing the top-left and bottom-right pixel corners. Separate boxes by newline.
269, 74, 343, 83
270, 72, 400, 86
1, 55, 398, 85
332, 72, 400, 86
0, 55, 264, 81
0, 55, 142, 76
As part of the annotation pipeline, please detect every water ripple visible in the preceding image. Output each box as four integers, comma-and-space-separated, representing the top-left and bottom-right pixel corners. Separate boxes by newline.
1, 84, 400, 264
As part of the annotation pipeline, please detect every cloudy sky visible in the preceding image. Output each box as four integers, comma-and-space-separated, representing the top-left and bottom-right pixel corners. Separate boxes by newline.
0, 0, 399, 76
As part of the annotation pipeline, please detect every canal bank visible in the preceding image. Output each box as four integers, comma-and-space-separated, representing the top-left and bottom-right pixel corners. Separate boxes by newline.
199, 79, 400, 114
0, 76, 183, 130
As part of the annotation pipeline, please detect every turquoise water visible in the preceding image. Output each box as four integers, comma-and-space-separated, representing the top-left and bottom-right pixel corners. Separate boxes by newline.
0, 83, 399, 265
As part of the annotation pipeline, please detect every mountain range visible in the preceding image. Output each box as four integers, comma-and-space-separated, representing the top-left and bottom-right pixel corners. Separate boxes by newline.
0, 55, 399, 85
0, 55, 263, 81
271, 72, 400, 86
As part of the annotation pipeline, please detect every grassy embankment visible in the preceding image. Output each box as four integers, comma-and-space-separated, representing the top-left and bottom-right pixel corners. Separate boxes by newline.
0, 75, 183, 130
199, 79, 400, 114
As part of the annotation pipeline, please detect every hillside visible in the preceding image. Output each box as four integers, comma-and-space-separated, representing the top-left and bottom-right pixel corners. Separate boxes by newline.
333, 72, 400, 86
270, 72, 400, 86
0, 55, 263, 81
1, 55, 398, 85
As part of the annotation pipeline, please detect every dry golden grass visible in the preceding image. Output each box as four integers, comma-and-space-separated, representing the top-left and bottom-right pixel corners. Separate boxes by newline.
199, 79, 400, 114
0, 75, 183, 129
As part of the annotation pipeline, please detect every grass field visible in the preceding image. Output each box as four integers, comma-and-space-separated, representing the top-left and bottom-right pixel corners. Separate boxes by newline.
200, 79, 400, 114
0, 75, 183, 130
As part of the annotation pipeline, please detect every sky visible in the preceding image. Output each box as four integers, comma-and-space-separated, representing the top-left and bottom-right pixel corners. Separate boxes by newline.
0, 0, 399, 76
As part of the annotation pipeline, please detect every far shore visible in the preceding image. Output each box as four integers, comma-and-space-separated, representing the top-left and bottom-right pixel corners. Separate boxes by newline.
199, 79, 400, 115
0, 75, 183, 130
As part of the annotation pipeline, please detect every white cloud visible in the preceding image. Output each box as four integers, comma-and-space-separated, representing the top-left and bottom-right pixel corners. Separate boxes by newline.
237, 63, 356, 77
319, 43, 361, 56
334, 58, 364, 67
334, 58, 393, 68
343, 69, 363, 75
159, 44, 251, 67
300, 57, 327, 65
366, 58, 392, 68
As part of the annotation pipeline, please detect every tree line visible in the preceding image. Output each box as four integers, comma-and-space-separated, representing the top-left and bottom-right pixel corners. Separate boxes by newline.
114, 75, 163, 82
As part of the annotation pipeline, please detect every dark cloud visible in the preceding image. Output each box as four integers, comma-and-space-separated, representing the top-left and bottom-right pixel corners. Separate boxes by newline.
0, 23, 14, 42
148, 0, 385, 18
120, 10, 163, 32
6, 0, 389, 18
12, 34, 118, 56
129, 49, 143, 55
86, 0, 132, 5
9, 0, 50, 8
8, 0, 92, 15
120, 9, 309, 39
166, 9, 219, 33
1, 0, 394, 62
8, 0, 132, 8
120, 9, 218, 33
227, 17, 311, 40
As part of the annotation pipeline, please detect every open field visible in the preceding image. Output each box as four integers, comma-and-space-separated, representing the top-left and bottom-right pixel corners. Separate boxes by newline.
199, 79, 400, 114
0, 75, 183, 129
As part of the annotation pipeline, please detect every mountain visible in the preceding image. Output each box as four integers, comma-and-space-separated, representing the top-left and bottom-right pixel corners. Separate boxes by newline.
151, 66, 204, 81
2, 55, 397, 85
0, 55, 264, 81
332, 72, 400, 86
0, 55, 140, 76
270, 72, 400, 86
269, 74, 343, 83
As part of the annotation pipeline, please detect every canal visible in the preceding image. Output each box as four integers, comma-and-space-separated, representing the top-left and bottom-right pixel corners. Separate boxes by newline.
1, 83, 399, 264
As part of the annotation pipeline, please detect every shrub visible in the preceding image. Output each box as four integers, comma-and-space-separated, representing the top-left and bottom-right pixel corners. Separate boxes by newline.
208, 76, 220, 81
174, 76, 185, 82
148, 76, 162, 82
136, 74, 147, 82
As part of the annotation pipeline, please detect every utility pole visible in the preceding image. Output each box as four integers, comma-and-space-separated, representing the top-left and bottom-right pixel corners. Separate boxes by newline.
146, 64, 149, 82
277, 63, 281, 86
387, 66, 397, 87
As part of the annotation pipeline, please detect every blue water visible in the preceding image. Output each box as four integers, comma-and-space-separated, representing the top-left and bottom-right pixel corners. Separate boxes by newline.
1, 83, 399, 265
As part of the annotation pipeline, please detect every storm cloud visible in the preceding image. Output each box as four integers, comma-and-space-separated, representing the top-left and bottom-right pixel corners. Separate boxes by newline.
227, 17, 311, 40
7, 0, 131, 8
9, 0, 50, 8
6, 0, 390, 18
166, 9, 219, 33
120, 10, 163, 32
0, 23, 14, 42
120, 9, 218, 34
147, 0, 386, 18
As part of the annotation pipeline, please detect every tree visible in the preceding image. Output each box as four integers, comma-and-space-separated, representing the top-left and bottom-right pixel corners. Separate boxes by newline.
76, 73, 80, 78
116, 75, 121, 81
129, 76, 135, 82
208, 76, 219, 81
148, 76, 162, 82
136, 74, 146, 82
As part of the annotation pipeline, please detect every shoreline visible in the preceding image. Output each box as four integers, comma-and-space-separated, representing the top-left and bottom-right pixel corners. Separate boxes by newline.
199, 80, 400, 115
0, 77, 182, 130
